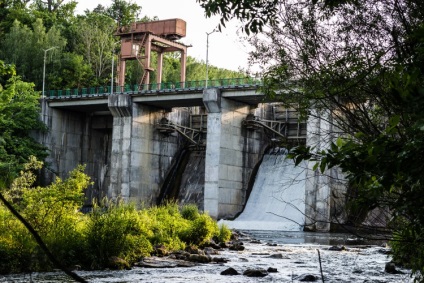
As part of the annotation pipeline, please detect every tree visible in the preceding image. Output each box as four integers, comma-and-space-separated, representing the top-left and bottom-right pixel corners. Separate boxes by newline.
199, 0, 424, 277
71, 12, 117, 85
105, 0, 142, 27
0, 18, 65, 88
0, 60, 47, 181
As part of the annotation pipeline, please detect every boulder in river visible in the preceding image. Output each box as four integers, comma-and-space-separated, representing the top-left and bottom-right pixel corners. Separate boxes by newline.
296, 274, 318, 281
221, 267, 239, 275
385, 262, 404, 274
243, 268, 268, 277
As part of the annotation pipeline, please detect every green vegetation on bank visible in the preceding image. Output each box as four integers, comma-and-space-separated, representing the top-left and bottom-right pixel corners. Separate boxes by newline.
0, 60, 47, 183
0, 157, 231, 274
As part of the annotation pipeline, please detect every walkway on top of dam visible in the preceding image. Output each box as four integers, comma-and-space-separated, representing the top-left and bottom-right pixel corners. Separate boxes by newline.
45, 77, 266, 113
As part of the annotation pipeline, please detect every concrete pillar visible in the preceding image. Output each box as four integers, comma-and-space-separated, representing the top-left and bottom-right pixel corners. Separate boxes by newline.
203, 88, 254, 219
129, 105, 188, 205
304, 108, 333, 231
203, 88, 221, 218
108, 94, 133, 200
108, 94, 188, 205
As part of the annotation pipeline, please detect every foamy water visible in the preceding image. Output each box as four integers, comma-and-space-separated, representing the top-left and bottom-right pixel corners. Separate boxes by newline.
220, 152, 308, 231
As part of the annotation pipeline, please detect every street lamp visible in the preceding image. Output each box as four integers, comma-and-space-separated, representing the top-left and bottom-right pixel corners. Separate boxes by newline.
111, 41, 120, 95
205, 29, 217, 88
42, 46, 57, 99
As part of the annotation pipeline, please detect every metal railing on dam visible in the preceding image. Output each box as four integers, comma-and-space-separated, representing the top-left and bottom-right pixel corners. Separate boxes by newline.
46, 77, 262, 99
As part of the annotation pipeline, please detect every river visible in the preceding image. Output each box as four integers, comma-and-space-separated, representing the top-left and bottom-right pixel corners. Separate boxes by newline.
1, 230, 413, 283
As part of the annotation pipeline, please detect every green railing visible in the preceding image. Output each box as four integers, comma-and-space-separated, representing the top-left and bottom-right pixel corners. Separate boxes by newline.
46, 77, 262, 98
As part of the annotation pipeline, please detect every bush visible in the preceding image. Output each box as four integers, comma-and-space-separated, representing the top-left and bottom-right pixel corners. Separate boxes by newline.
215, 224, 232, 243
0, 206, 36, 274
390, 223, 424, 279
85, 199, 153, 269
146, 203, 189, 251
0, 159, 232, 273
180, 214, 219, 246
181, 204, 200, 220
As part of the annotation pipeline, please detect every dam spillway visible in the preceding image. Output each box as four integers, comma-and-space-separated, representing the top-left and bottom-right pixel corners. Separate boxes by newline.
220, 149, 308, 231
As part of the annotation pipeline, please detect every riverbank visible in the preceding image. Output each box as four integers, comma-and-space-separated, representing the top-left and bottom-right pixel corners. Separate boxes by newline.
1, 231, 413, 283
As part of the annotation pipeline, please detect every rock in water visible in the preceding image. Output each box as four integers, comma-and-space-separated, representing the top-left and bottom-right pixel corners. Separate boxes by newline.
220, 267, 239, 276
243, 268, 268, 277
296, 274, 318, 281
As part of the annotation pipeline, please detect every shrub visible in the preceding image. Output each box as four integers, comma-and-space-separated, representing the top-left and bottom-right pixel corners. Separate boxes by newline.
0, 206, 36, 274
215, 224, 232, 243
0, 161, 91, 273
390, 223, 424, 279
85, 199, 153, 269
180, 214, 219, 246
146, 203, 189, 251
181, 204, 200, 220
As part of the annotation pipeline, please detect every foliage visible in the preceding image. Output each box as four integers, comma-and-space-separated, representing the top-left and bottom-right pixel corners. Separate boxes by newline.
216, 223, 232, 243
196, 0, 280, 34
69, 12, 117, 86
0, 61, 47, 180
145, 202, 189, 251
0, 157, 91, 273
197, 0, 363, 34
180, 214, 219, 246
85, 199, 153, 268
0, 159, 228, 273
201, 0, 424, 276
104, 0, 142, 27
0, 18, 65, 89
0, 1, 246, 92
181, 203, 200, 220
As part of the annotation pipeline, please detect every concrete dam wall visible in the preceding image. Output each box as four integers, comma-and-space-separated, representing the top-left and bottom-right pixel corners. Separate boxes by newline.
40, 88, 344, 231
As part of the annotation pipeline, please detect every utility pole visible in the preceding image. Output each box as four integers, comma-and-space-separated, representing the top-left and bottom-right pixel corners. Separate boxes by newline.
111, 41, 120, 95
42, 46, 58, 99
205, 29, 217, 88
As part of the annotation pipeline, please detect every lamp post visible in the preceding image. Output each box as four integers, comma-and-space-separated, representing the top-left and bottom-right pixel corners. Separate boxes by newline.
205, 29, 217, 88
42, 46, 57, 99
111, 41, 120, 95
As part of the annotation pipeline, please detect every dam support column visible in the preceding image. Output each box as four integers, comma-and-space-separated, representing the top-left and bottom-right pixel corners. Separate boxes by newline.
108, 94, 188, 205
203, 88, 254, 219
108, 94, 133, 200
304, 109, 335, 232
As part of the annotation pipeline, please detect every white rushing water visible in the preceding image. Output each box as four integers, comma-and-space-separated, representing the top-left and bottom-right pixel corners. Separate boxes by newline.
220, 151, 308, 231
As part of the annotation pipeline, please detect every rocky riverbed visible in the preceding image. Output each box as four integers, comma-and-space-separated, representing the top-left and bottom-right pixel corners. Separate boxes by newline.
0, 231, 414, 283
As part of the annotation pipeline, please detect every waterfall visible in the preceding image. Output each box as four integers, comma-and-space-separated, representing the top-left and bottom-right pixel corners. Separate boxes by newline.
220, 149, 307, 231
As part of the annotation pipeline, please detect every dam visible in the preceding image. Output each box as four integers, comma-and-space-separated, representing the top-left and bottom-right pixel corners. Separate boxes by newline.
37, 18, 346, 232
38, 79, 344, 232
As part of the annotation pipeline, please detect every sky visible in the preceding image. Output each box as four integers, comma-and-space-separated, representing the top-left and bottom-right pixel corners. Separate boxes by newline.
74, 0, 254, 73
